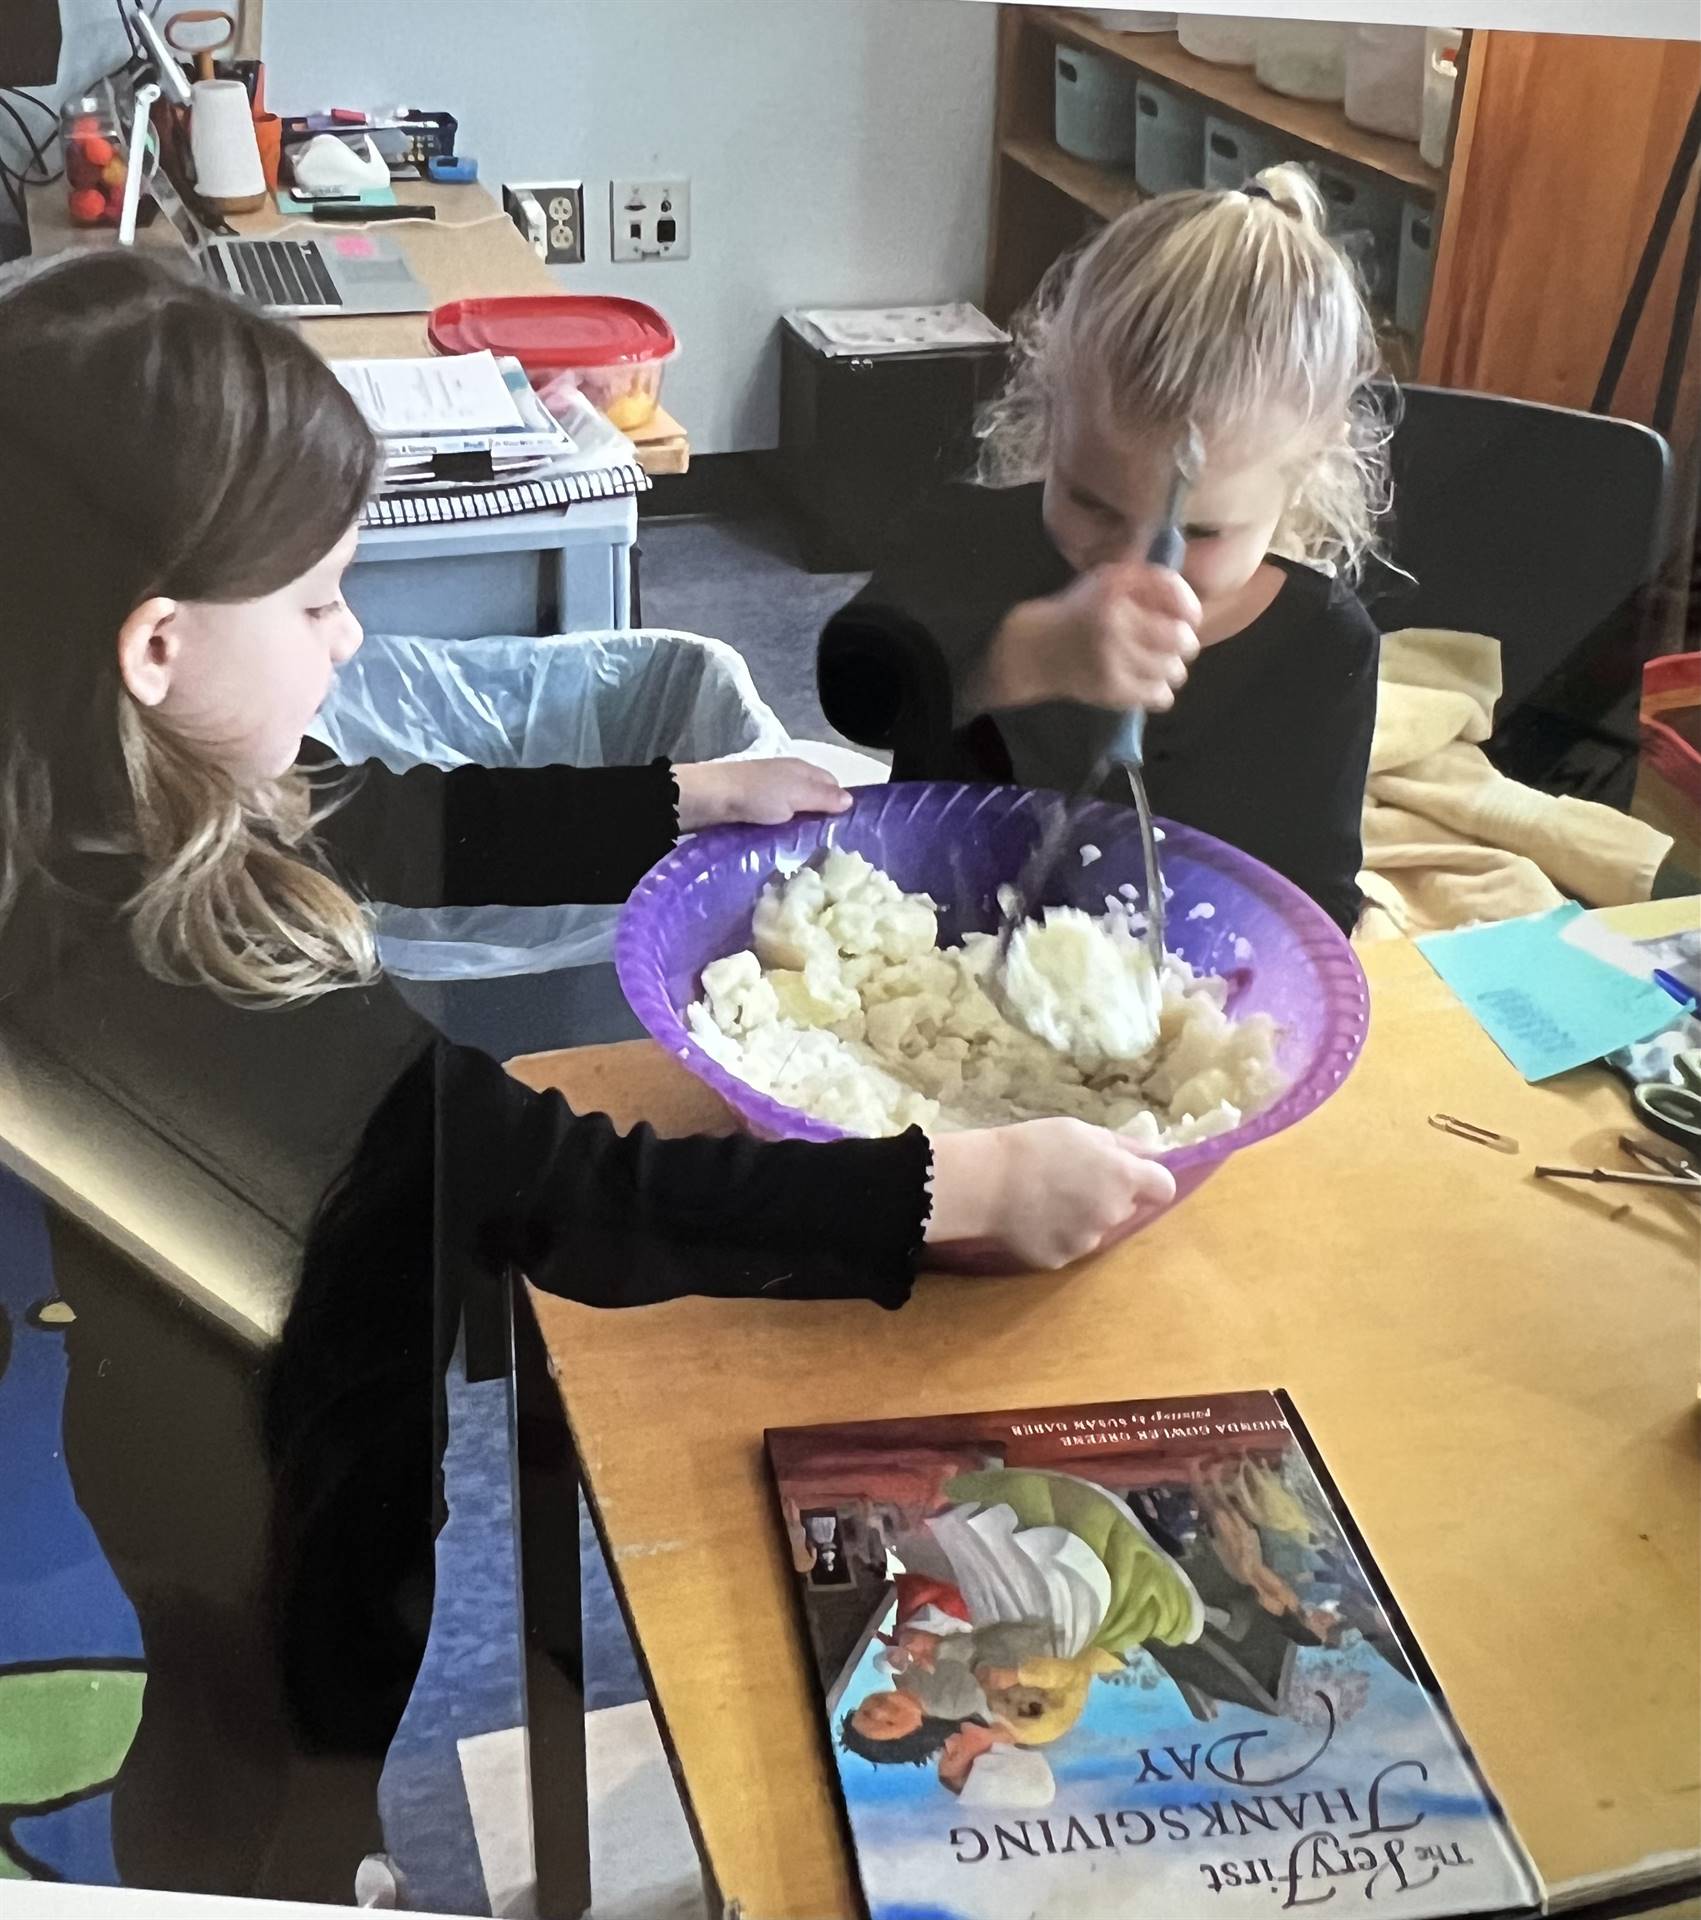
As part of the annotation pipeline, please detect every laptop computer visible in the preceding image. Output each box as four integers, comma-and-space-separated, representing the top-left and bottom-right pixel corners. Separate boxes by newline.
139, 162, 432, 320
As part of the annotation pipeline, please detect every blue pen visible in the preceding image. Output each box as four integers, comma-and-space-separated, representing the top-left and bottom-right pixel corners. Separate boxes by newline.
1652, 968, 1697, 1008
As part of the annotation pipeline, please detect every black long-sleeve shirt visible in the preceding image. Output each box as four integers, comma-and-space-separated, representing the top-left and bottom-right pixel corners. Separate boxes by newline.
8, 752, 931, 1321
2, 752, 931, 1886
819, 482, 1379, 934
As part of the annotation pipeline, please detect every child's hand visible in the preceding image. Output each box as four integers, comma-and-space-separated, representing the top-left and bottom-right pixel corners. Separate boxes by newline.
675, 758, 853, 830
925, 1119, 1175, 1270
982, 563, 1202, 713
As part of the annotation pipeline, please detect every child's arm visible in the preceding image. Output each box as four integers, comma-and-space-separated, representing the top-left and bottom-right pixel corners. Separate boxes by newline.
428, 1045, 1176, 1306
818, 483, 1196, 781
317, 754, 677, 908
818, 484, 1063, 780
433, 1040, 932, 1308
310, 754, 846, 912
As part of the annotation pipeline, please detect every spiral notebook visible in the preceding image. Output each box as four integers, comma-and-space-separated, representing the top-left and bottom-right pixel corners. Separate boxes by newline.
359, 464, 648, 528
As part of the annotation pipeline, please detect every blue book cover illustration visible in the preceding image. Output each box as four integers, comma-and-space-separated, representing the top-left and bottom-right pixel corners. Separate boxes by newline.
766, 1390, 1540, 1920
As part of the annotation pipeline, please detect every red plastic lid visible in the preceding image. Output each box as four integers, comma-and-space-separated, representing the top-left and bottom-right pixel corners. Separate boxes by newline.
428, 295, 677, 370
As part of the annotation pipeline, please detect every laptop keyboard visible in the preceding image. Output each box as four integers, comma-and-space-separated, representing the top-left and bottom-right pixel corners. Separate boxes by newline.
224, 240, 344, 311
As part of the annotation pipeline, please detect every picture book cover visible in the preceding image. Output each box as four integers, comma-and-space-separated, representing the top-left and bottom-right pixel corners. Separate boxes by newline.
766, 1390, 1541, 1920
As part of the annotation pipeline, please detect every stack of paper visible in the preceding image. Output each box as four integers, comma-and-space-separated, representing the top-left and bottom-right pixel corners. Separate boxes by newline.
787, 302, 1010, 358
332, 351, 650, 517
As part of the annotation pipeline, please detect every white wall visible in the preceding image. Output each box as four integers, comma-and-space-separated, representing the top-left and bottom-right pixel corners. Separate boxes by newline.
262, 0, 997, 452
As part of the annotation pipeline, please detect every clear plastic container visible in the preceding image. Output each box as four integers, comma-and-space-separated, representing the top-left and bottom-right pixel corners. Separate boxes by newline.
1345, 26, 1426, 142
1178, 14, 1259, 66
543, 361, 666, 432
1421, 28, 1463, 169
1255, 21, 1347, 104
62, 93, 127, 229
427, 295, 677, 432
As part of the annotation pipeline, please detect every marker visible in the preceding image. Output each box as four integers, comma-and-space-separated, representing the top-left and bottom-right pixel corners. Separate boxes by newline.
310, 202, 435, 223
1652, 968, 1697, 1009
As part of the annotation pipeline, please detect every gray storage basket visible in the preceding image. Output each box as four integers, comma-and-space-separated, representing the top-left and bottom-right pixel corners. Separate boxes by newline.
1134, 78, 1206, 196
1055, 42, 1142, 169
1396, 197, 1436, 338
1317, 163, 1404, 307
1202, 114, 1288, 192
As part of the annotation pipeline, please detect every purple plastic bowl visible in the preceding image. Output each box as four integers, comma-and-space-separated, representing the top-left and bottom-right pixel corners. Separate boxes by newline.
616, 782, 1368, 1225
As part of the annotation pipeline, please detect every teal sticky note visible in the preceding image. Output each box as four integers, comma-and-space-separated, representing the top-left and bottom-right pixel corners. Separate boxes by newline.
275, 185, 397, 213
1418, 904, 1683, 1082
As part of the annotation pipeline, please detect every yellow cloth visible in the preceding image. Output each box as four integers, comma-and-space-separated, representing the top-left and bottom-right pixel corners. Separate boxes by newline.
1354, 629, 1673, 943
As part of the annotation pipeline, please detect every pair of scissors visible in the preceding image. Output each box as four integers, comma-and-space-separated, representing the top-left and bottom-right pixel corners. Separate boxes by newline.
1631, 1048, 1701, 1154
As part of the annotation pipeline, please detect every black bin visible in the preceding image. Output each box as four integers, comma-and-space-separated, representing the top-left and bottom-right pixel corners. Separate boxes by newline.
777, 313, 1008, 574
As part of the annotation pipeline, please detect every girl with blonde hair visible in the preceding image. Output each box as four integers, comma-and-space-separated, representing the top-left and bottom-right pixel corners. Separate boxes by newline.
820, 168, 1390, 932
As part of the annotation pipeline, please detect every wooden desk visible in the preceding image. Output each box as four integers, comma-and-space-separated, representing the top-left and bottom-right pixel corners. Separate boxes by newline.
515, 916, 1701, 1919
24, 177, 689, 475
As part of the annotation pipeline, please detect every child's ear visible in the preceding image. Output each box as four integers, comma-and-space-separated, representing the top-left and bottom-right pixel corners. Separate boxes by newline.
116, 597, 182, 709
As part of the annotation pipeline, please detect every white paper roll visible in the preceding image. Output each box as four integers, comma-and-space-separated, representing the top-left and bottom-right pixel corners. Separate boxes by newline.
190, 79, 264, 204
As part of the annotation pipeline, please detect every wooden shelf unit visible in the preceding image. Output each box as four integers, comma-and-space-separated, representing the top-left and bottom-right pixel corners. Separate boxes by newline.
1000, 133, 1144, 221
987, 8, 1701, 501
1038, 8, 1444, 197
989, 7, 1448, 331
982, 5, 1436, 341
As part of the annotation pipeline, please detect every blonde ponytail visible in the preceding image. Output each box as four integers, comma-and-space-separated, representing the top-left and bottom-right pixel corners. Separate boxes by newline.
977, 173, 1390, 577
1247, 161, 1328, 230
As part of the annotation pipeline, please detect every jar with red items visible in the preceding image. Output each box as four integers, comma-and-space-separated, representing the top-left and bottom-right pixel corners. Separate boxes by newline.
62, 94, 128, 228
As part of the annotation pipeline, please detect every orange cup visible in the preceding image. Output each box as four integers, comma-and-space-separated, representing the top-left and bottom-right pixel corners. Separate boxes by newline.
252, 111, 282, 194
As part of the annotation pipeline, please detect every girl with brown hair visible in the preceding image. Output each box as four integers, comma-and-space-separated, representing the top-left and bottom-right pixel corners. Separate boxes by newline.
0, 252, 1173, 1899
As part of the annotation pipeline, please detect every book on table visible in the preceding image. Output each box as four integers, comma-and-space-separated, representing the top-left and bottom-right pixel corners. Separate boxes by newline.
766, 1388, 1540, 1920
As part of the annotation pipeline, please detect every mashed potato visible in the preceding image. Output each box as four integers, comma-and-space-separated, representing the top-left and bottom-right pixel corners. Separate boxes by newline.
687, 850, 1283, 1144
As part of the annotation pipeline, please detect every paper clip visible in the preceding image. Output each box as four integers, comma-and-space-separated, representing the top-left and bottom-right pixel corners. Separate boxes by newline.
1428, 1113, 1519, 1155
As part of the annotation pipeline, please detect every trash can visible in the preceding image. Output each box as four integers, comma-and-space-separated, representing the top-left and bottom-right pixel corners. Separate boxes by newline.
309, 627, 792, 978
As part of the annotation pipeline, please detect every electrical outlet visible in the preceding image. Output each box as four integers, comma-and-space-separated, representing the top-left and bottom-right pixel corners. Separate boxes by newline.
503, 180, 584, 265
610, 179, 690, 263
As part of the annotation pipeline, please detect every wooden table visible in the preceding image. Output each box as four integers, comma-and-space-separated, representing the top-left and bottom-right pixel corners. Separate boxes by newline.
515, 907, 1701, 1920
24, 177, 689, 475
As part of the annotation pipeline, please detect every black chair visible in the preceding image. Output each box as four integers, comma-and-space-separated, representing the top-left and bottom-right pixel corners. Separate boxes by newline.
1363, 382, 1672, 804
